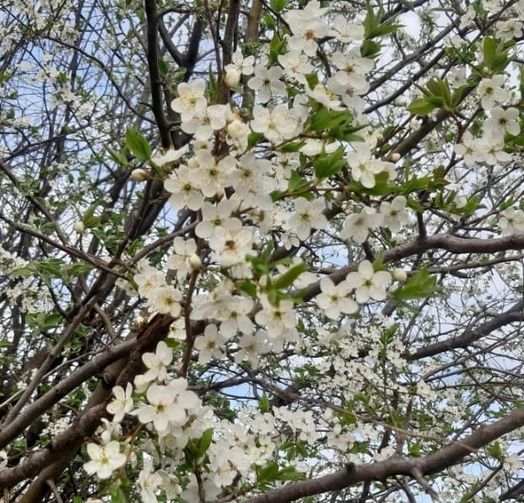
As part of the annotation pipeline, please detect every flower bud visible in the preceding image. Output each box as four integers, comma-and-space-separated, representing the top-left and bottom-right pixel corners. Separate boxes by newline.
131, 168, 148, 182
393, 268, 407, 282
390, 152, 401, 161
224, 68, 241, 88
227, 119, 247, 139
73, 221, 85, 234
189, 253, 202, 270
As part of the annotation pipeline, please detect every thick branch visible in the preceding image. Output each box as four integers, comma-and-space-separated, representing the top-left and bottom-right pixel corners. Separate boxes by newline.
410, 300, 524, 359
300, 233, 524, 302
0, 338, 136, 450
246, 407, 524, 503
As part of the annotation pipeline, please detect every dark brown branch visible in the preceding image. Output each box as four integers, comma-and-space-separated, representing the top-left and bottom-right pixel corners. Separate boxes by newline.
0, 338, 136, 450
410, 300, 524, 360
144, 0, 172, 148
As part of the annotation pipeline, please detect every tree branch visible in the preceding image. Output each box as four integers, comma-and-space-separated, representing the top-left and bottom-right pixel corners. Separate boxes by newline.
245, 407, 524, 503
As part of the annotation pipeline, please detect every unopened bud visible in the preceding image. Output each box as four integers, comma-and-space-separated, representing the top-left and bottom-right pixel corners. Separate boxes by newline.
131, 168, 148, 182
189, 254, 202, 270
390, 152, 401, 161
224, 68, 241, 88
73, 221, 85, 234
393, 268, 407, 282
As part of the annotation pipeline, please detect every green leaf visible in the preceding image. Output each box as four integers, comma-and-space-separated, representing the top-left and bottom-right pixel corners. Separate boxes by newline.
359, 171, 391, 196
279, 140, 305, 153
313, 148, 345, 179
363, 4, 380, 39
257, 461, 280, 484
259, 396, 271, 413
109, 483, 126, 503
287, 170, 310, 194
82, 205, 101, 228
363, 3, 400, 39
309, 108, 353, 134
268, 35, 287, 65
10, 266, 34, 278
459, 196, 479, 215
398, 176, 432, 194
482, 37, 509, 73
107, 147, 129, 167
62, 263, 93, 282
248, 131, 264, 148
270, 0, 286, 11
392, 268, 437, 301
196, 428, 213, 457
360, 39, 381, 58
272, 262, 307, 290
125, 129, 151, 161
37, 258, 65, 278
486, 441, 504, 461
238, 280, 257, 297
157, 58, 169, 75
305, 72, 320, 90
407, 98, 438, 116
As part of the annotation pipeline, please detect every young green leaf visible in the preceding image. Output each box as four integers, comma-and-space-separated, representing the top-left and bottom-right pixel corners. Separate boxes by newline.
125, 130, 151, 161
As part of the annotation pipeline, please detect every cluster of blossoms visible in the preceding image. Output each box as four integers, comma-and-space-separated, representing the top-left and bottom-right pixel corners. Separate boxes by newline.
315, 261, 392, 319
75, 0, 524, 501
454, 75, 517, 168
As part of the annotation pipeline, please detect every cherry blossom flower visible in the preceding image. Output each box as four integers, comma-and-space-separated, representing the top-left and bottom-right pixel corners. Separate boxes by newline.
330, 49, 374, 92
477, 135, 512, 165
150, 145, 188, 167
134, 383, 179, 433
235, 331, 268, 368
193, 150, 236, 198
315, 277, 358, 319
194, 324, 226, 364
306, 83, 345, 110
134, 263, 164, 298
250, 104, 303, 144
164, 165, 204, 211
224, 50, 255, 87
499, 208, 524, 235
346, 144, 393, 188
485, 107, 520, 137
477, 76, 509, 110
181, 473, 221, 503
196, 199, 240, 239
166, 378, 201, 424
454, 131, 484, 167
219, 295, 254, 337
346, 261, 392, 303
166, 238, 200, 281
255, 297, 296, 340
341, 207, 383, 243
147, 286, 182, 317
181, 103, 231, 140
247, 66, 286, 103
278, 50, 313, 83
209, 226, 254, 267
106, 383, 133, 423
84, 441, 126, 479
330, 14, 364, 43
496, 19, 523, 39
138, 462, 163, 503
284, 1, 330, 56
170, 79, 207, 120
288, 198, 328, 241
379, 196, 410, 233
135, 341, 173, 389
